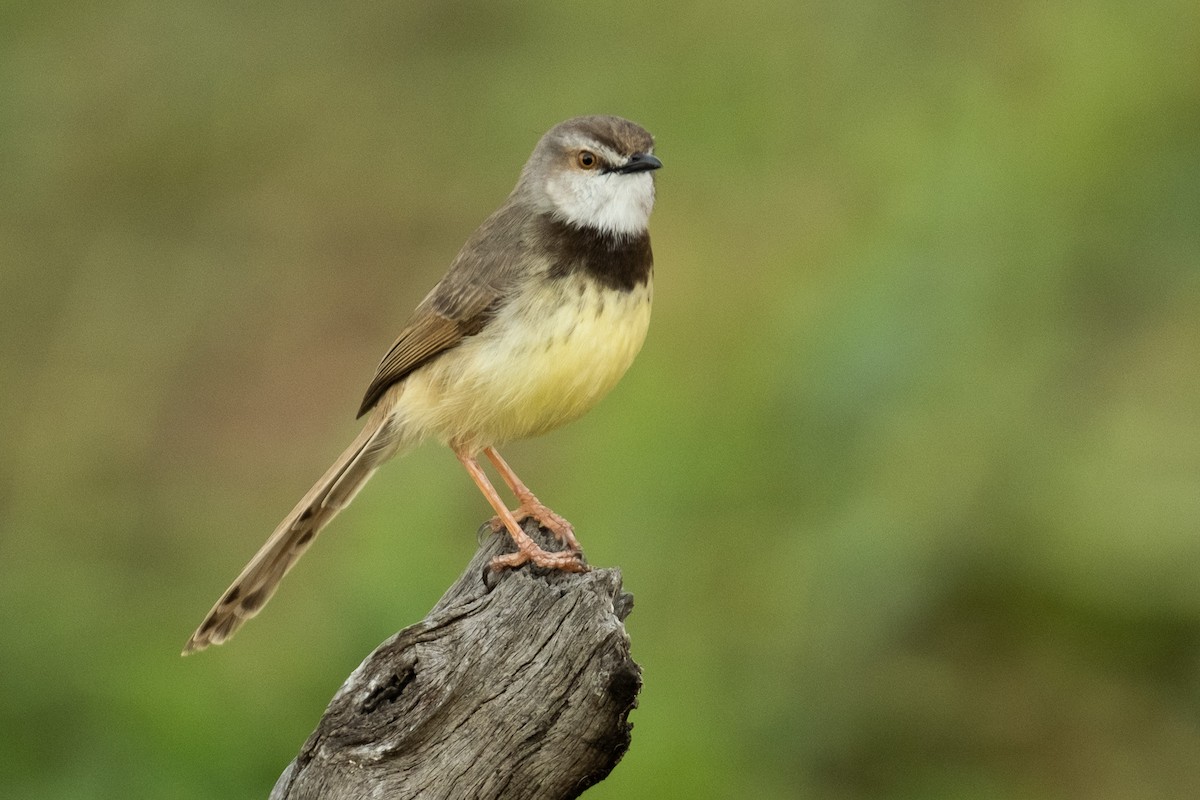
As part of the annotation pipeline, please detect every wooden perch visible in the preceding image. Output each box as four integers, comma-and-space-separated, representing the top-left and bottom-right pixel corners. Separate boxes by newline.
270, 520, 641, 800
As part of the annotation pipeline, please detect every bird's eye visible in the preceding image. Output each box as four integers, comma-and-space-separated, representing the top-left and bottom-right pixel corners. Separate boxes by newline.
576, 150, 599, 170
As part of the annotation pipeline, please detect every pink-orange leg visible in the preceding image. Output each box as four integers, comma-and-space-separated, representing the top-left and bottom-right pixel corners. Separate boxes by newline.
454, 447, 584, 572
484, 446, 582, 551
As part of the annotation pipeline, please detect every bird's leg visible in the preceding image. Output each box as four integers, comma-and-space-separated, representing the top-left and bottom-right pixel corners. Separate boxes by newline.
454, 447, 585, 572
483, 446, 581, 551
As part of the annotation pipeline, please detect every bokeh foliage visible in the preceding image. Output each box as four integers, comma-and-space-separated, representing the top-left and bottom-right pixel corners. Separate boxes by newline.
3, 2, 1199, 798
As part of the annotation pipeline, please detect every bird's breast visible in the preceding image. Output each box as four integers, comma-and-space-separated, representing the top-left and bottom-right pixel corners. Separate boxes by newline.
397, 273, 653, 451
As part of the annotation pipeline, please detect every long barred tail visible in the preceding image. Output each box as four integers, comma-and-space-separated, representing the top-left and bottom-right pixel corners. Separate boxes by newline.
183, 409, 406, 654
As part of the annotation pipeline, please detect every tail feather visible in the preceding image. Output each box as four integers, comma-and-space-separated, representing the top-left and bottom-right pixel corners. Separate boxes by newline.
183, 412, 404, 654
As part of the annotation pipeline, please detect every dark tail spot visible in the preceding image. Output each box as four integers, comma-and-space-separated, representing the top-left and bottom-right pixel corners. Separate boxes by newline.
242, 589, 266, 612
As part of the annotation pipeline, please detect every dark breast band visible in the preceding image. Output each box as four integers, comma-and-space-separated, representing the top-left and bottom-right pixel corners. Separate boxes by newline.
537, 216, 654, 292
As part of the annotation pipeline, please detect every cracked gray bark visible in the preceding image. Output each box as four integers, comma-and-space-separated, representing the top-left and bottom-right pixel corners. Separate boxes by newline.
270, 520, 641, 800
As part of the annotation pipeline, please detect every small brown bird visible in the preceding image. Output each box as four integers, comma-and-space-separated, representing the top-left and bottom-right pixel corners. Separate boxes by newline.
184, 115, 661, 654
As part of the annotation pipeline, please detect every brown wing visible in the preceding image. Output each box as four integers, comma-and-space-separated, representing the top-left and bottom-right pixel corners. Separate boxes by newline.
357, 205, 531, 417
357, 282, 500, 417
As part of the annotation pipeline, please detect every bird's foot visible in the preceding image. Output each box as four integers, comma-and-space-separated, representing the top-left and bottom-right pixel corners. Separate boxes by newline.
489, 501, 581, 551
490, 542, 587, 573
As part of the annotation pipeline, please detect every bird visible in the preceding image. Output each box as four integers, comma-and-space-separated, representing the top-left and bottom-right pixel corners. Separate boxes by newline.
183, 115, 662, 654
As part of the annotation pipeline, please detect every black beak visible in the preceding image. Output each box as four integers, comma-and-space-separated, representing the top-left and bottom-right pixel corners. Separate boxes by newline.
613, 152, 663, 174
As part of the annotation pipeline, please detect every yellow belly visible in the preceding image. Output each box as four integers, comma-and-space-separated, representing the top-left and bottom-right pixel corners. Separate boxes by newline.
396, 275, 652, 452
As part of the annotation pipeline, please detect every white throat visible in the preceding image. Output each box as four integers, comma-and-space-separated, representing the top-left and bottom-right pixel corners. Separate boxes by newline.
544, 170, 655, 237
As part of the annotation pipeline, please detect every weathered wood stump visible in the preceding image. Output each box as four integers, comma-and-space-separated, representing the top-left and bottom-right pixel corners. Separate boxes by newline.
270, 520, 641, 800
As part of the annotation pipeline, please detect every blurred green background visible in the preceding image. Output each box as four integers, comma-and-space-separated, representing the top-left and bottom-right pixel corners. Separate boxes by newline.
3, 1, 1199, 798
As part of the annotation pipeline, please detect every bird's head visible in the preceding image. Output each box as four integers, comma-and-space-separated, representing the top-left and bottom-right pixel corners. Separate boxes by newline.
518, 115, 661, 238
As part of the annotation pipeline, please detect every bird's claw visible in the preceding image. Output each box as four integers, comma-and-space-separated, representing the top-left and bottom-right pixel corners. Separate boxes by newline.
490, 545, 587, 573
489, 502, 581, 550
